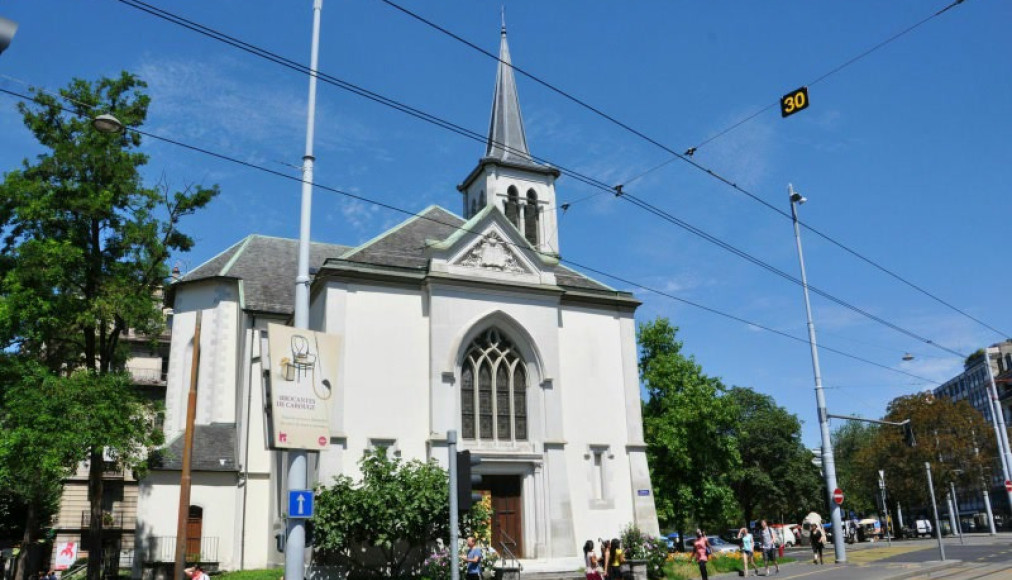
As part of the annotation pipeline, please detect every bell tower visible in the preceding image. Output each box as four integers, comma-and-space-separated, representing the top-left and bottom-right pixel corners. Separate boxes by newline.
458, 23, 562, 256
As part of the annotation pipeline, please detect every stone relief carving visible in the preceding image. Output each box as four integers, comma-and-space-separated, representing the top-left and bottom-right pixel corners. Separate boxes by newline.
457, 232, 529, 274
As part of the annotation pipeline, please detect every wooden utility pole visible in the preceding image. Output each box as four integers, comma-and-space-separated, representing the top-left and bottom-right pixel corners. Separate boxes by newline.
174, 312, 202, 580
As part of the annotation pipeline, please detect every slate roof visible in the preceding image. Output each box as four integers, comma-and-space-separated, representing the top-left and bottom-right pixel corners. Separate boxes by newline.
340, 206, 464, 270
335, 206, 614, 292
150, 423, 237, 472
176, 235, 351, 314
174, 208, 619, 312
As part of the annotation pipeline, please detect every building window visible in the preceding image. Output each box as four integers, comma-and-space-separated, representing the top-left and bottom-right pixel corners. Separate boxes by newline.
505, 186, 520, 229
524, 190, 539, 246
461, 328, 528, 442
368, 438, 400, 458
588, 446, 610, 503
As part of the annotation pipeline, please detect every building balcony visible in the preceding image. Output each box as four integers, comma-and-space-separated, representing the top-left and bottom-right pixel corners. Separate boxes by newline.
79, 510, 131, 530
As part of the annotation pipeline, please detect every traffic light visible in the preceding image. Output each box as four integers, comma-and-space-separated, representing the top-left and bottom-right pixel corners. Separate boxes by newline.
903, 421, 916, 447
456, 450, 482, 512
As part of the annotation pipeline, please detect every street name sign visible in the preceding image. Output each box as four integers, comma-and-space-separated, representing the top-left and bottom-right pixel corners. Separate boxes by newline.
288, 490, 314, 519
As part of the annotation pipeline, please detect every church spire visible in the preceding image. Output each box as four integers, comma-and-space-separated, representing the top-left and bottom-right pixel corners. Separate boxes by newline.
485, 22, 531, 162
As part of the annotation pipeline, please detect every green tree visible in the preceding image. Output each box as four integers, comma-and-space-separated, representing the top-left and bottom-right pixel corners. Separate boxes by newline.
313, 449, 490, 578
724, 386, 823, 525
831, 421, 879, 516
0, 73, 216, 580
639, 318, 740, 534
853, 394, 995, 520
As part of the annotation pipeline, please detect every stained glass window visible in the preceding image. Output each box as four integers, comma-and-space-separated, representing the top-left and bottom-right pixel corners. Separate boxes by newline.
461, 328, 529, 441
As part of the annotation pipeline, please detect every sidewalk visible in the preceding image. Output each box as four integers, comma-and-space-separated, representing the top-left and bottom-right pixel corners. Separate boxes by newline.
709, 542, 959, 580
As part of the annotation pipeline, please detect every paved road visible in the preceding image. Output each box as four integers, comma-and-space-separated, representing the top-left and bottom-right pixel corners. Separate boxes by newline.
712, 535, 1012, 580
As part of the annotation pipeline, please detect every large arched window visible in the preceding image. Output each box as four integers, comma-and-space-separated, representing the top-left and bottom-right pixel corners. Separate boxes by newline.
505, 186, 520, 230
460, 328, 528, 441
524, 189, 539, 246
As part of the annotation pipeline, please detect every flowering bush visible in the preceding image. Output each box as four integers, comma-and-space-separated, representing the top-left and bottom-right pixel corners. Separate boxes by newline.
619, 523, 669, 579
418, 541, 499, 580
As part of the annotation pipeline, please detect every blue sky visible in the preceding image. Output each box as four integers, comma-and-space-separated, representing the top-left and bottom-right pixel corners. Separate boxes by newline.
1, 0, 1010, 447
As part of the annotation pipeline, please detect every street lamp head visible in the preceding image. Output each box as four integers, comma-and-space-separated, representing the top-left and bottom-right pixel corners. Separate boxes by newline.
790, 192, 807, 204
0, 17, 17, 56
91, 114, 124, 134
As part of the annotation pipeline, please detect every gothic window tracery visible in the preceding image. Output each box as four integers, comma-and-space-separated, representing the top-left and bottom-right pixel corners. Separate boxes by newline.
460, 328, 528, 442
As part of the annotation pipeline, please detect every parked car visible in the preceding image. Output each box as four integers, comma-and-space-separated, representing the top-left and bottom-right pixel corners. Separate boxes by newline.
914, 519, 934, 537
683, 534, 740, 553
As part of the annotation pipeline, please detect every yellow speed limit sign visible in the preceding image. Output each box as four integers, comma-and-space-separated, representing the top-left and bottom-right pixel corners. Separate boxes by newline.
780, 86, 809, 118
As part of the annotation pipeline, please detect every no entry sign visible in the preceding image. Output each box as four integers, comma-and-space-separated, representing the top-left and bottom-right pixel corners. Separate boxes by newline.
1005, 480, 1012, 493
833, 488, 845, 505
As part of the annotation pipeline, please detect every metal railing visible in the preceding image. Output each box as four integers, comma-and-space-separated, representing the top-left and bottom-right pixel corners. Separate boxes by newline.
80, 511, 126, 529
127, 368, 167, 385
495, 525, 522, 572
140, 536, 219, 563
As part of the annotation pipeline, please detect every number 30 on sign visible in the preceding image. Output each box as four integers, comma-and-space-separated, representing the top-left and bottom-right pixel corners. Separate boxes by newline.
780, 86, 809, 118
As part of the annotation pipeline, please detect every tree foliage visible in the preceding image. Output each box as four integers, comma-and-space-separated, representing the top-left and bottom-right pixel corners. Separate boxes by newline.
831, 421, 879, 516
312, 449, 490, 579
0, 72, 216, 580
852, 393, 996, 518
639, 318, 740, 532
724, 386, 823, 525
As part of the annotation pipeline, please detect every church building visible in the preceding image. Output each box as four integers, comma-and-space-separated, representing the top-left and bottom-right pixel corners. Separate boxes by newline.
133, 26, 658, 575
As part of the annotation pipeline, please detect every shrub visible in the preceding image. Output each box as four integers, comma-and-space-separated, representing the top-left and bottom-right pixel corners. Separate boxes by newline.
619, 523, 668, 579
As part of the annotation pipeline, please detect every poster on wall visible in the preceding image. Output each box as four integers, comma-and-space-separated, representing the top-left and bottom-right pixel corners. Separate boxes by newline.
266, 323, 340, 450
54, 542, 78, 570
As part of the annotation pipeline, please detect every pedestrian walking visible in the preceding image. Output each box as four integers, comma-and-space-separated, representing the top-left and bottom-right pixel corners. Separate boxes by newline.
600, 538, 611, 578
690, 529, 711, 580
759, 520, 780, 575
738, 527, 757, 576
810, 525, 825, 564
464, 536, 483, 580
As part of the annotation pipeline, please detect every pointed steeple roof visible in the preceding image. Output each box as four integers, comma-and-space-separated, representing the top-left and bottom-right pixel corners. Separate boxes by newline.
485, 23, 532, 163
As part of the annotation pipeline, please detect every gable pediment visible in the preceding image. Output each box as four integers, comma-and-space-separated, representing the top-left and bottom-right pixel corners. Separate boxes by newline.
428, 207, 557, 286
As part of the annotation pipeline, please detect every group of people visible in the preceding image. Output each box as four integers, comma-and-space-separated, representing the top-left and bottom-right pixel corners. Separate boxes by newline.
735, 520, 782, 577
581, 537, 627, 580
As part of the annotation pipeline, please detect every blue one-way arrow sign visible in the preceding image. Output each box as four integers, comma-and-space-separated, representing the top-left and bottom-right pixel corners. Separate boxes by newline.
288, 490, 314, 519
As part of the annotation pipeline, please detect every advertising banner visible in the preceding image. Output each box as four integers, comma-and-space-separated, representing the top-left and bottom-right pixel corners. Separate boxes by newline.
54, 542, 77, 570
266, 323, 339, 450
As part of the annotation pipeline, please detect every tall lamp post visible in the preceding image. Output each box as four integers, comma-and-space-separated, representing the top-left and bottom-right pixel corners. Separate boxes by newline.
790, 184, 846, 563
984, 350, 1012, 518
288, 3, 323, 580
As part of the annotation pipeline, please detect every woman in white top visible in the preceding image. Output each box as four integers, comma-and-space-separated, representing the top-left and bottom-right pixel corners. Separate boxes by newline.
583, 540, 602, 580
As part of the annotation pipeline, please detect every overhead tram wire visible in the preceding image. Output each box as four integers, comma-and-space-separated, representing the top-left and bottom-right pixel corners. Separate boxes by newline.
107, 0, 974, 360
374, 0, 1005, 340
689, 1, 968, 154
0, 84, 939, 386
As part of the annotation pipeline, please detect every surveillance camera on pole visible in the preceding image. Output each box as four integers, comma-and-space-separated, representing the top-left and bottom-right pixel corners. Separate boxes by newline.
0, 17, 18, 55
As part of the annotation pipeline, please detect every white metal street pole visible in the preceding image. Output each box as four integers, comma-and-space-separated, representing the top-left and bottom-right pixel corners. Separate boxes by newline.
925, 463, 946, 561
878, 471, 891, 546
984, 351, 1012, 517
789, 185, 845, 563
949, 482, 964, 544
286, 3, 322, 580
448, 431, 460, 580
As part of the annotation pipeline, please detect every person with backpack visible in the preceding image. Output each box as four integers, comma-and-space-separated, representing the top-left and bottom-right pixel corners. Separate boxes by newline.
810, 525, 825, 564
759, 520, 780, 575
690, 529, 711, 580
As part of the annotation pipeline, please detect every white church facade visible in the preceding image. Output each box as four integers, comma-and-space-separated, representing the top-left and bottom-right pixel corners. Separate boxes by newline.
134, 27, 658, 575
